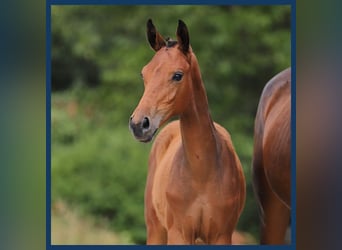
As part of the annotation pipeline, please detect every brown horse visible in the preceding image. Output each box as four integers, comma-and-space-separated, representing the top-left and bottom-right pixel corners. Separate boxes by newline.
129, 19, 246, 245
252, 68, 291, 244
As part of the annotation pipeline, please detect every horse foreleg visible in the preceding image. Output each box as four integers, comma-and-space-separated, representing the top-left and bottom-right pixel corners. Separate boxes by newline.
145, 204, 167, 244
146, 223, 167, 244
145, 206, 167, 244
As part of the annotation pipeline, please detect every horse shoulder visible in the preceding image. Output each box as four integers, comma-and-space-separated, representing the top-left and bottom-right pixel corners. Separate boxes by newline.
213, 122, 240, 167
148, 120, 181, 227
213, 122, 246, 214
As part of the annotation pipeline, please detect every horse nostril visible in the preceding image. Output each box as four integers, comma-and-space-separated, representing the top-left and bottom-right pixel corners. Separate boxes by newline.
142, 117, 150, 129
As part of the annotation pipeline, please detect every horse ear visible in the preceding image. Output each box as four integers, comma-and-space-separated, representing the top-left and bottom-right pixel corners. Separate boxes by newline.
176, 20, 190, 54
147, 19, 165, 52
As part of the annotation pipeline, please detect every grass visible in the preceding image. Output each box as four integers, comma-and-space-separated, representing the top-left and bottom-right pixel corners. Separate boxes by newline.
51, 199, 257, 245
51, 201, 132, 245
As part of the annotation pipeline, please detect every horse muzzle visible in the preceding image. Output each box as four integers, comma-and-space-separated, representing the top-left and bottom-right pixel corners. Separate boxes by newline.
129, 116, 157, 143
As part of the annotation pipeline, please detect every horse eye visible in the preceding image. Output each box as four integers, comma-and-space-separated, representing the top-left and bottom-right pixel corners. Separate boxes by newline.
172, 72, 183, 82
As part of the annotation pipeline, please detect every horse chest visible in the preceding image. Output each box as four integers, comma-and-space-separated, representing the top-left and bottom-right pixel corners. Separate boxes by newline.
164, 183, 235, 243
150, 138, 239, 242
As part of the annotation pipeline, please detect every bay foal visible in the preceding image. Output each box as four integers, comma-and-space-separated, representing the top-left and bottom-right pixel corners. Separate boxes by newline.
129, 19, 245, 244
252, 68, 291, 244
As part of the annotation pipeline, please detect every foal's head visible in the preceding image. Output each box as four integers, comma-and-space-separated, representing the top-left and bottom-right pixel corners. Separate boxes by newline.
129, 19, 194, 142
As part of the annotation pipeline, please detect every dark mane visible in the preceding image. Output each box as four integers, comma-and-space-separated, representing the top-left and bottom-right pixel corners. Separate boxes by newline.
165, 37, 178, 48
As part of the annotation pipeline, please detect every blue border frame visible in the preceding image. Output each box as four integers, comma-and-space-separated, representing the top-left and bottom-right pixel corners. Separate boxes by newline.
47, 1, 296, 249
50, 0, 292, 5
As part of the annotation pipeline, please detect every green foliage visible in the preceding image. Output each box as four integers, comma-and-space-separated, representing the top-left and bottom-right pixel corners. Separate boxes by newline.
52, 93, 151, 243
51, 5, 290, 244
232, 132, 260, 238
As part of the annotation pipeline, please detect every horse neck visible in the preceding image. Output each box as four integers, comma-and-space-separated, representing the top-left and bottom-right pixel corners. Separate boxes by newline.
179, 53, 219, 181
